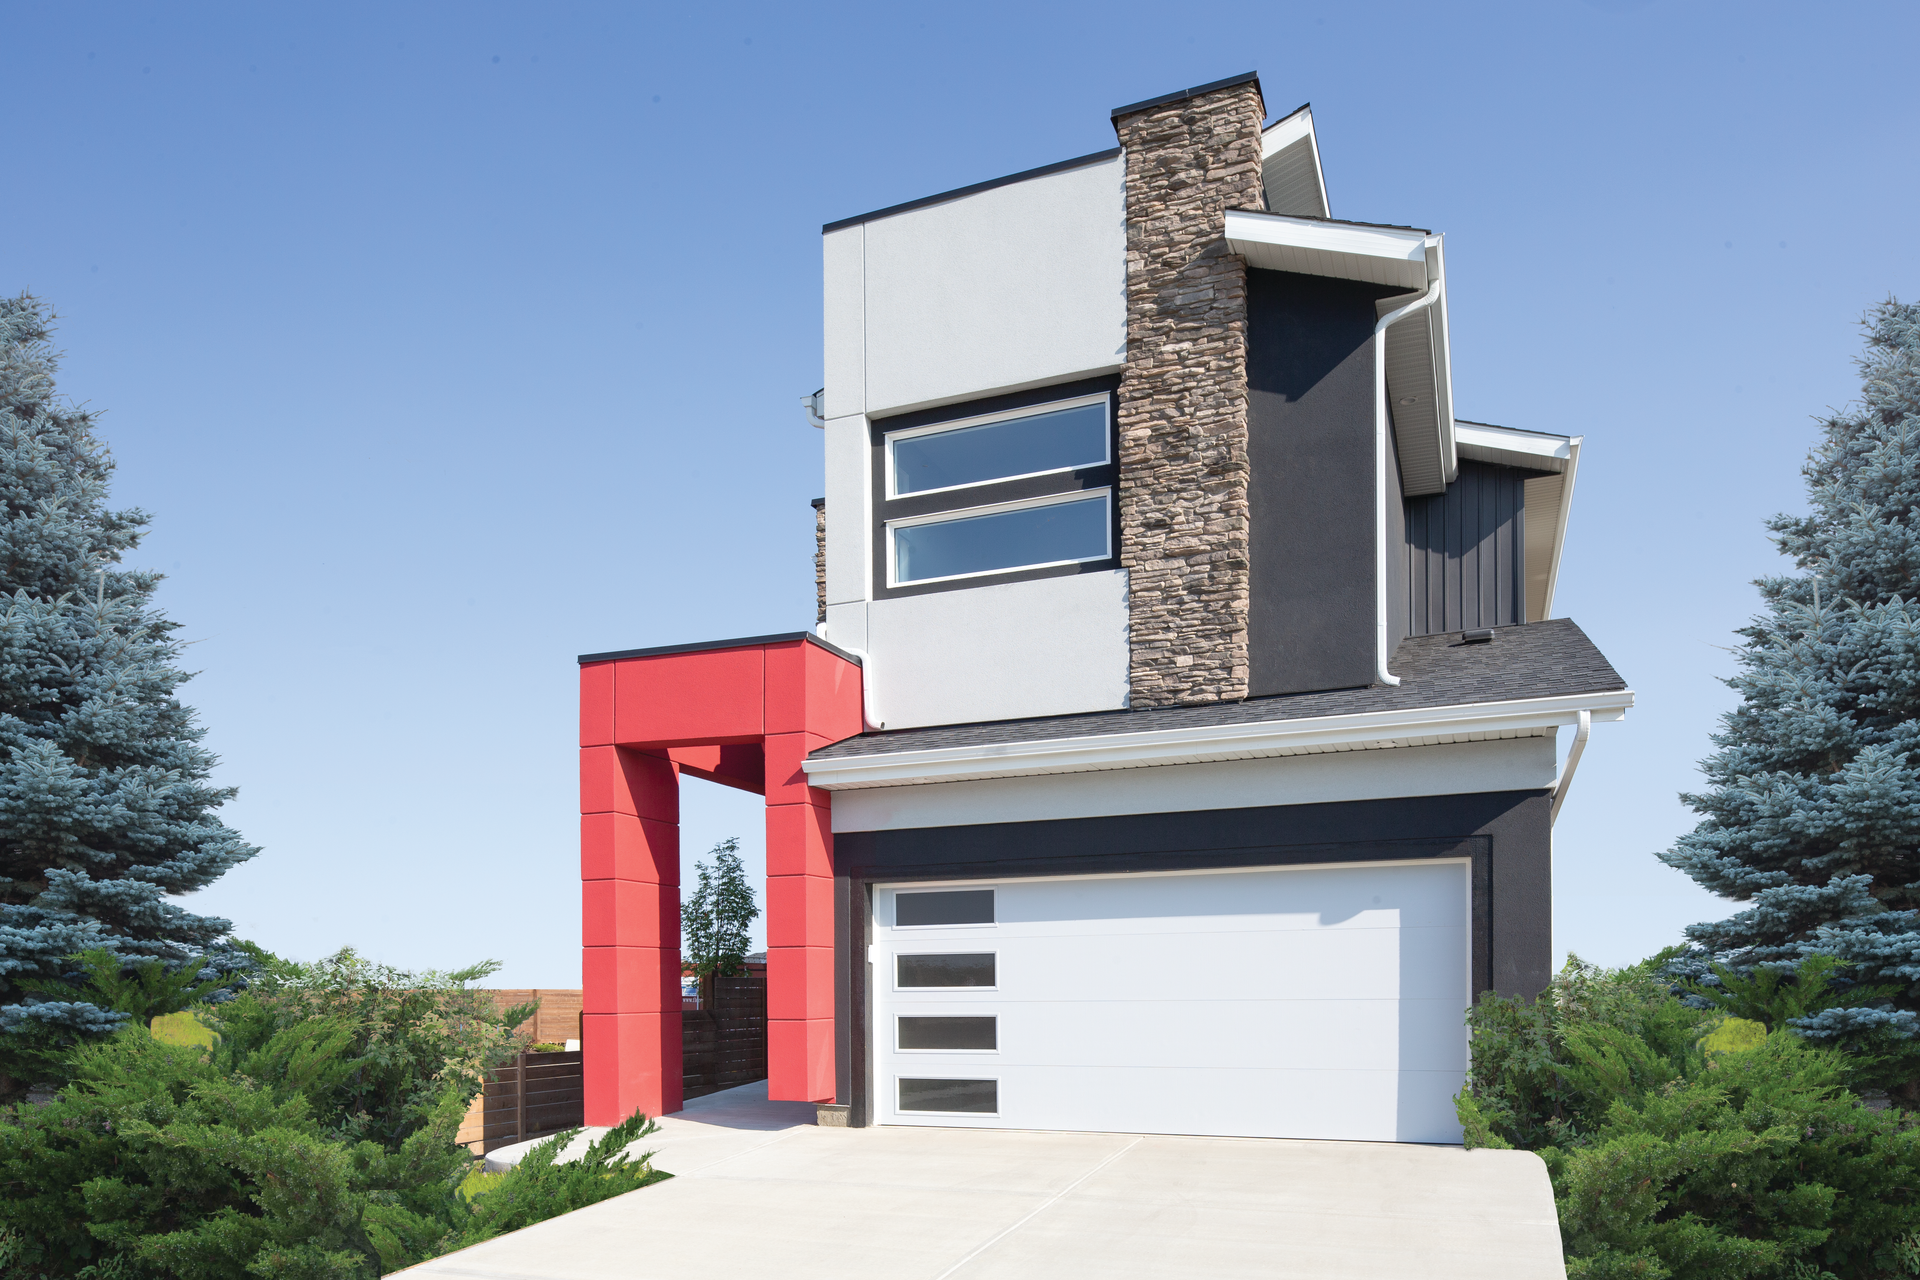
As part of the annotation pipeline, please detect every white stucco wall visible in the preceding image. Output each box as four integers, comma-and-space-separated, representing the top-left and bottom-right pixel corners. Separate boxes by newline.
829, 735, 1559, 832
821, 226, 865, 421
863, 569, 1129, 730
833, 154, 1126, 420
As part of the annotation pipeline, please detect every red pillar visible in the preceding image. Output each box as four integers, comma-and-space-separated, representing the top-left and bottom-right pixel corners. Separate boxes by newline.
763, 640, 861, 1102
581, 662, 684, 1125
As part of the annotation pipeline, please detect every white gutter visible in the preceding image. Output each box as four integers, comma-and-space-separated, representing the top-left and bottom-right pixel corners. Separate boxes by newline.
1372, 254, 1445, 687
1548, 708, 1591, 826
804, 688, 1632, 791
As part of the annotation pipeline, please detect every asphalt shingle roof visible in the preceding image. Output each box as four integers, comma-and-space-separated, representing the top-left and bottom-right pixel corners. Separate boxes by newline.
808, 618, 1624, 761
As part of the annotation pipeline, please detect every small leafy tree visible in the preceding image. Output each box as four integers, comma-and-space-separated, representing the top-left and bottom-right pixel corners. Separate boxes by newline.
0, 294, 257, 1088
1660, 299, 1920, 1079
683, 838, 758, 986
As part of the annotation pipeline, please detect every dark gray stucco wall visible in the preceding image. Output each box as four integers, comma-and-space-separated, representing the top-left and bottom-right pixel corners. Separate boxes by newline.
832, 786, 1553, 1122
1246, 269, 1407, 697
1405, 460, 1543, 634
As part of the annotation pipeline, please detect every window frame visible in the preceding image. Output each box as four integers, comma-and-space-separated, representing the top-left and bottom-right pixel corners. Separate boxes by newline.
869, 377, 1121, 602
894, 1074, 1001, 1117
892, 950, 999, 992
894, 1014, 1000, 1054
890, 887, 998, 930
883, 392, 1112, 501
885, 489, 1113, 589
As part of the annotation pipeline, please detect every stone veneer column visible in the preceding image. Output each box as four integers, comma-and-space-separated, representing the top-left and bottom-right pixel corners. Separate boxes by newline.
811, 497, 827, 624
1112, 80, 1266, 707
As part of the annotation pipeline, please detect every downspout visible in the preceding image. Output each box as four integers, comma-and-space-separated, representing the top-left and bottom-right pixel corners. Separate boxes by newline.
826, 641, 883, 732
1371, 255, 1445, 686
1549, 709, 1592, 826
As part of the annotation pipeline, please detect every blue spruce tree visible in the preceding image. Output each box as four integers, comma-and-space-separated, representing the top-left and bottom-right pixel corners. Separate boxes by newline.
1662, 298, 1920, 1067
0, 294, 256, 1076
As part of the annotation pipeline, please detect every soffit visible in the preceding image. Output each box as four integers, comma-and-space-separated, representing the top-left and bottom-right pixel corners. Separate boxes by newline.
1224, 210, 1431, 290
1261, 105, 1329, 219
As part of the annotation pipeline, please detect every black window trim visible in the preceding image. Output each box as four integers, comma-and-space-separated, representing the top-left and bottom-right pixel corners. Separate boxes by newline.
870, 375, 1122, 601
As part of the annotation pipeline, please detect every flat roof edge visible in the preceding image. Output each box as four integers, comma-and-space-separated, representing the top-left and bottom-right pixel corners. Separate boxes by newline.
578, 631, 863, 667
822, 148, 1122, 235
1110, 71, 1262, 121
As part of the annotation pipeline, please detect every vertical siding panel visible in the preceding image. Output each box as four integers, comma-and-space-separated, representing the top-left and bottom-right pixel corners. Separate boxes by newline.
1478, 467, 1499, 628
1443, 468, 1459, 633
1402, 460, 1533, 636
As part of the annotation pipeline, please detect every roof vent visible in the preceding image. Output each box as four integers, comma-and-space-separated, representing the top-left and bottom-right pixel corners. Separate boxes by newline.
1463, 628, 1495, 644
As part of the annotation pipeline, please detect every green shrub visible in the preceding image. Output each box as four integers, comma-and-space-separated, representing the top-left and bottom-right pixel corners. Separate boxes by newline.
0, 949, 657, 1278
1460, 955, 1920, 1278
439, 1114, 666, 1254
212, 948, 534, 1152
2, 949, 240, 1091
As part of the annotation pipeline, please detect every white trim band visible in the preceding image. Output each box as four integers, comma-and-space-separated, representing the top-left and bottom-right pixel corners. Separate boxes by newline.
803, 689, 1633, 790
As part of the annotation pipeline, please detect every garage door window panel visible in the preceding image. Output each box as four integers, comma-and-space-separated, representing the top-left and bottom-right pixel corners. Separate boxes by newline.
897, 1016, 998, 1052
898, 1077, 999, 1115
893, 889, 995, 927
896, 952, 997, 989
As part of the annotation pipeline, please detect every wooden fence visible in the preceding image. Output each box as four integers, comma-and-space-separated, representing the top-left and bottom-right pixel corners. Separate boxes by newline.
683, 971, 767, 1101
458, 1050, 584, 1154
455, 977, 766, 1150
482, 988, 583, 1044
455, 990, 583, 1153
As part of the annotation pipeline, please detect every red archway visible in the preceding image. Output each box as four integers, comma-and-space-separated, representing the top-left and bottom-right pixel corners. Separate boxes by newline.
578, 633, 863, 1123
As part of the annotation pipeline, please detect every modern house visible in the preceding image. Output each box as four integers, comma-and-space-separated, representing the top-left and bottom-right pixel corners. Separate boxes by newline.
578, 72, 1630, 1144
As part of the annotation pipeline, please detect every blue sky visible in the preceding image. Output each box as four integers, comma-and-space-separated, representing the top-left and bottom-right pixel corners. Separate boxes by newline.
7, 2, 1918, 984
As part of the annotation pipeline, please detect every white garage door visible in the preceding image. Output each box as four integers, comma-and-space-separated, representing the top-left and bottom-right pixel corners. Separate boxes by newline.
872, 861, 1469, 1143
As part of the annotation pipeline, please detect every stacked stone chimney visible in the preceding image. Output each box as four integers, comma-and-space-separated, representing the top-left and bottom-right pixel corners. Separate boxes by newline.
1112, 77, 1267, 708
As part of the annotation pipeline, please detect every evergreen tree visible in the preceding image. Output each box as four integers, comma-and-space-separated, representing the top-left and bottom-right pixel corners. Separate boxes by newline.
1662, 298, 1920, 1056
682, 837, 758, 983
0, 294, 256, 1064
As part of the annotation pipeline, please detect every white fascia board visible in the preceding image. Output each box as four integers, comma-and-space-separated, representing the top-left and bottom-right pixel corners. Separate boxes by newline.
1262, 106, 1315, 156
1540, 437, 1582, 619
1224, 210, 1430, 290
1456, 421, 1574, 473
803, 688, 1633, 790
1427, 238, 1456, 485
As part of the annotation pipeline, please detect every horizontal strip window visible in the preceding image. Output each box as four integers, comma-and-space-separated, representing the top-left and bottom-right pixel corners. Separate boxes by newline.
895, 889, 995, 927
898, 1076, 998, 1115
896, 952, 996, 988
889, 491, 1110, 587
870, 379, 1119, 601
887, 395, 1109, 499
897, 1016, 997, 1052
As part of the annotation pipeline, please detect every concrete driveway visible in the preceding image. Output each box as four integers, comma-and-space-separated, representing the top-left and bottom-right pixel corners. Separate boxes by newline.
409, 1082, 1566, 1280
